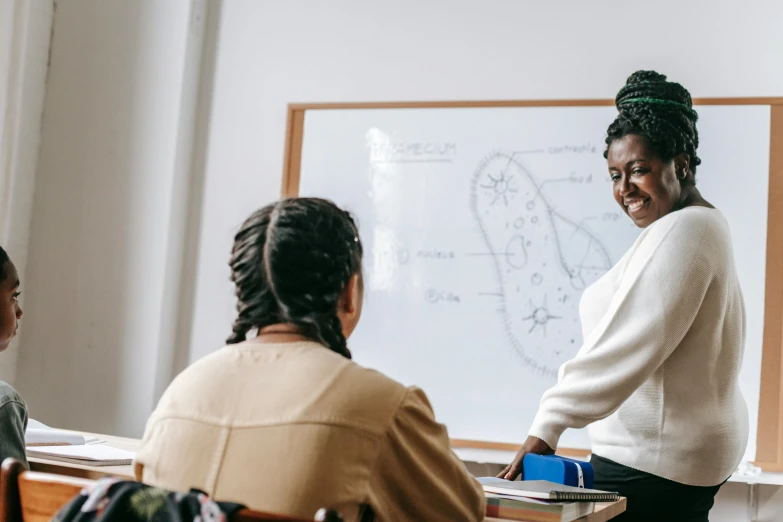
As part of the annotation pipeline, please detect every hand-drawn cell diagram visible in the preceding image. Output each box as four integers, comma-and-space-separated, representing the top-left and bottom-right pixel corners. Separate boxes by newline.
471, 151, 617, 378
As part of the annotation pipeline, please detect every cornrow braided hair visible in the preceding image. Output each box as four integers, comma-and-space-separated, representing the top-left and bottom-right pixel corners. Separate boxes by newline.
227, 197, 363, 359
604, 70, 701, 182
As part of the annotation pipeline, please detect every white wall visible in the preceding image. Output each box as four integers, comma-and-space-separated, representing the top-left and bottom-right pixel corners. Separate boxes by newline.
0, 0, 53, 384
15, 0, 214, 438
187, 1, 783, 520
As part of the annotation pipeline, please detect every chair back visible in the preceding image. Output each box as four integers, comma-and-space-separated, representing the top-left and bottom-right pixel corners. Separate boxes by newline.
0, 458, 343, 522
0, 458, 91, 522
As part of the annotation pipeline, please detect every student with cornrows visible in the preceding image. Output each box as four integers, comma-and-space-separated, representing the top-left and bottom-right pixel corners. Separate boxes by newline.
500, 71, 748, 521
135, 197, 485, 521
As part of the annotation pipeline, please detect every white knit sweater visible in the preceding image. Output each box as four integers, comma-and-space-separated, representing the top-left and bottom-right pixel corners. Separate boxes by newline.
529, 207, 748, 486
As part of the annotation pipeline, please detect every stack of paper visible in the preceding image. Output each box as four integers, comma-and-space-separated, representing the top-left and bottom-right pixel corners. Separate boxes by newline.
26, 445, 135, 466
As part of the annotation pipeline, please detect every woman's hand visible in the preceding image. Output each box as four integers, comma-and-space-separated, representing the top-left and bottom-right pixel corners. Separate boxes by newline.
496, 435, 555, 480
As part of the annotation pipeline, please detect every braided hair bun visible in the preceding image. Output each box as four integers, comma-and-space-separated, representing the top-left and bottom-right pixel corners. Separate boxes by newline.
605, 70, 701, 179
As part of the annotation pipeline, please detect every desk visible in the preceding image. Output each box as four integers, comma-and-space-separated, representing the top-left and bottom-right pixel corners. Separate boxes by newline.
27, 433, 626, 521
27, 431, 140, 480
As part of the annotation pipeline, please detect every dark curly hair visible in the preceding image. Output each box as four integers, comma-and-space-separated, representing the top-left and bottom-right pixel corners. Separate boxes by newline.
0, 246, 9, 282
604, 70, 701, 183
227, 197, 363, 359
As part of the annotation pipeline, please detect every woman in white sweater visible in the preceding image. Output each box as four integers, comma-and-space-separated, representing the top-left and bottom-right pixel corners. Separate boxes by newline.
499, 71, 749, 522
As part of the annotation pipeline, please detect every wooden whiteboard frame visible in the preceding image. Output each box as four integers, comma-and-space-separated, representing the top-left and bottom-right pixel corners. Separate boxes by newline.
282, 98, 783, 467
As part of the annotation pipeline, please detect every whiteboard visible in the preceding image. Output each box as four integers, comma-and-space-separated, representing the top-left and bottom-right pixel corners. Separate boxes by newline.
297, 105, 770, 460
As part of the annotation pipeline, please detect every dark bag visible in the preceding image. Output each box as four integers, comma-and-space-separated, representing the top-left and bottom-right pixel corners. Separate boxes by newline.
52, 477, 245, 522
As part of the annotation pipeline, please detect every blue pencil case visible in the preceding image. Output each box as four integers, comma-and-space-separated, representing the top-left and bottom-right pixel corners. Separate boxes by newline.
522, 454, 594, 489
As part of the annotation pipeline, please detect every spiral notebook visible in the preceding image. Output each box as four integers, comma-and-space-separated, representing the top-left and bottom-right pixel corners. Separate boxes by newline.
478, 478, 620, 502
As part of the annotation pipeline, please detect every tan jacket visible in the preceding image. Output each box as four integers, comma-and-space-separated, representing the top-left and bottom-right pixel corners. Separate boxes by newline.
135, 341, 485, 521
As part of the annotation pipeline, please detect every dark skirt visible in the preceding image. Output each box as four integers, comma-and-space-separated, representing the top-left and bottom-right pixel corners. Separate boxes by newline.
591, 454, 725, 522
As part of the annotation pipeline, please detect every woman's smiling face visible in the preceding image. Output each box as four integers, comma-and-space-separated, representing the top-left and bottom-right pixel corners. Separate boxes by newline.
608, 134, 689, 228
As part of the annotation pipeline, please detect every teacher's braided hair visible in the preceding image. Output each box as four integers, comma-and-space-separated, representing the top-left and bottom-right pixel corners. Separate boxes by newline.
604, 70, 701, 182
227, 197, 363, 359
